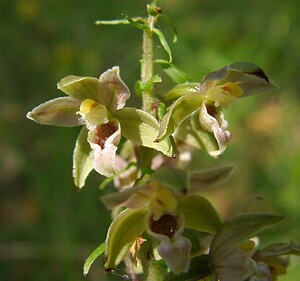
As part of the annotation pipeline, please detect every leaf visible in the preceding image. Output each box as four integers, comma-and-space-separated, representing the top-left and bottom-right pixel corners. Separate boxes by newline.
83, 242, 105, 275
189, 166, 233, 194
156, 60, 193, 84
151, 166, 190, 195
202, 62, 277, 97
153, 28, 173, 63
73, 127, 93, 188
123, 14, 148, 30
57, 76, 100, 102
27, 97, 83, 127
105, 208, 147, 270
179, 195, 222, 234
156, 92, 205, 142
164, 254, 212, 281
115, 107, 175, 157
95, 17, 144, 25
210, 213, 284, 262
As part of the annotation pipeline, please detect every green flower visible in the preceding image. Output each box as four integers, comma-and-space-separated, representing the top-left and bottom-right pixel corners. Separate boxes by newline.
27, 66, 175, 188
158, 62, 276, 157
208, 213, 300, 281
100, 166, 233, 274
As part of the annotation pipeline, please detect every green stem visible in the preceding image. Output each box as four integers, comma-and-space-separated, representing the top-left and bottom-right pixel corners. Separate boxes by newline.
141, 14, 155, 112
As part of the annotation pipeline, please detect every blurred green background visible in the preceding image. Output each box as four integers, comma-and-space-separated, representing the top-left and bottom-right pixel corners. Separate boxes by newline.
1, 0, 299, 280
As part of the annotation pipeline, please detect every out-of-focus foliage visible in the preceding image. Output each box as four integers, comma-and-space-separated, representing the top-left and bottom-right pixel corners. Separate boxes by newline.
0, 0, 299, 280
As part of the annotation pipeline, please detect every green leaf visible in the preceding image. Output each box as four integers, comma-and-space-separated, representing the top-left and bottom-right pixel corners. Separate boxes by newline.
156, 92, 205, 142
26, 97, 83, 127
57, 76, 100, 102
105, 208, 147, 270
202, 62, 277, 97
123, 14, 148, 30
189, 166, 233, 194
179, 195, 222, 234
210, 213, 284, 260
156, 60, 193, 84
115, 107, 175, 157
151, 166, 190, 195
73, 127, 93, 189
95, 17, 144, 25
153, 28, 173, 63
160, 14, 178, 43
164, 254, 212, 281
83, 242, 105, 275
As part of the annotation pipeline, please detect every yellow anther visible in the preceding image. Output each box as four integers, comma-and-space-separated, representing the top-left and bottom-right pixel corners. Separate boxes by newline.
79, 99, 98, 115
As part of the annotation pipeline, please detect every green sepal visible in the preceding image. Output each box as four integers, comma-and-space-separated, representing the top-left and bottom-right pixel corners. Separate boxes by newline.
101, 183, 154, 210
157, 92, 205, 142
189, 166, 233, 194
115, 107, 175, 157
253, 241, 300, 259
26, 97, 82, 127
202, 62, 277, 96
57, 76, 100, 102
73, 127, 93, 188
151, 166, 190, 195
164, 254, 212, 281
104, 208, 147, 270
156, 60, 193, 85
210, 213, 284, 259
174, 109, 221, 157
162, 82, 200, 104
83, 242, 105, 275
179, 194, 222, 234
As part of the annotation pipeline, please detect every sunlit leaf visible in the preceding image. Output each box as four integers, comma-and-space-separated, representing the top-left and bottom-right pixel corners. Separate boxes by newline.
156, 60, 193, 85
105, 208, 147, 270
153, 28, 172, 63
73, 127, 93, 188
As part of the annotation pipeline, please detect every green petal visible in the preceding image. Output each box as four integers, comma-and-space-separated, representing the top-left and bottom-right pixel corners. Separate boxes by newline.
26, 97, 83, 127
210, 213, 284, 260
73, 127, 93, 189
115, 107, 175, 157
202, 62, 277, 97
104, 208, 147, 270
189, 166, 233, 194
151, 166, 190, 195
157, 92, 205, 142
179, 195, 222, 234
57, 75, 100, 102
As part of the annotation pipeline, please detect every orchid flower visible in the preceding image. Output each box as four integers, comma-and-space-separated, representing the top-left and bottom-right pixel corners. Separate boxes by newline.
27, 67, 175, 188
99, 165, 233, 274
157, 62, 276, 157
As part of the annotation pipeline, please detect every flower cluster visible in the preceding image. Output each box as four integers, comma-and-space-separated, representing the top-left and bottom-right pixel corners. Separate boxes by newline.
27, 61, 298, 281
